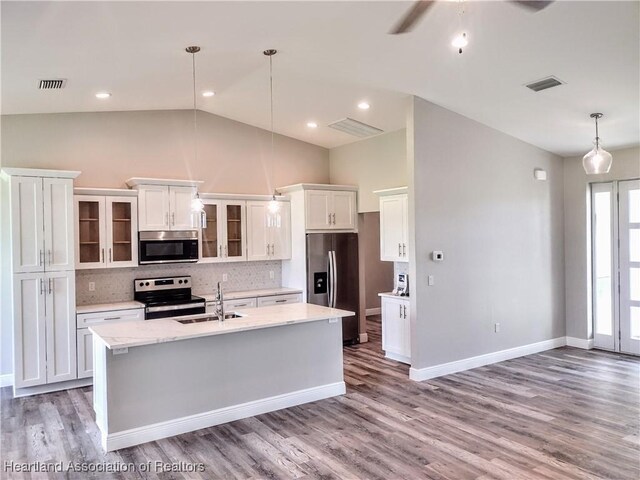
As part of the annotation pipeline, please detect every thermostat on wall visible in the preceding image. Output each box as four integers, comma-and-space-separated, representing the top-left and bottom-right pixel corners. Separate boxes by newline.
432, 251, 444, 262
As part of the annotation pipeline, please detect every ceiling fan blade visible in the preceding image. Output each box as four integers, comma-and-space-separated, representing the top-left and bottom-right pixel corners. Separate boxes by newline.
511, 1, 554, 12
389, 1, 435, 35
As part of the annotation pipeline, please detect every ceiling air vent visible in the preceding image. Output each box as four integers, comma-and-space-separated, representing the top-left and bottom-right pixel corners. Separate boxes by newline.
525, 76, 564, 92
328, 118, 383, 138
38, 79, 67, 90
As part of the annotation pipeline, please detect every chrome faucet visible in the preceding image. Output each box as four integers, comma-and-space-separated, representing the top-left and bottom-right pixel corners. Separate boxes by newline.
214, 281, 225, 322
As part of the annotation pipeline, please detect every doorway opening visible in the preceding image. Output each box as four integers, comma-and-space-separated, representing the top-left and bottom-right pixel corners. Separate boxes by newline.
591, 179, 640, 354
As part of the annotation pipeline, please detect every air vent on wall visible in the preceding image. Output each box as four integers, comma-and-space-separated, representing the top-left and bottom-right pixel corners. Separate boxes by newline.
525, 76, 564, 92
38, 79, 67, 90
328, 118, 384, 138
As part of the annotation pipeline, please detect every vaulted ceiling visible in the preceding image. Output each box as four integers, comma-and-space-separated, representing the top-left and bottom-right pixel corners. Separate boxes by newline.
2, 1, 638, 156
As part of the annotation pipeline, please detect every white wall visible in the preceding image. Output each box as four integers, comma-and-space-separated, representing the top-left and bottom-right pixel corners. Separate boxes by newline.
563, 146, 640, 340
329, 129, 407, 212
408, 96, 565, 370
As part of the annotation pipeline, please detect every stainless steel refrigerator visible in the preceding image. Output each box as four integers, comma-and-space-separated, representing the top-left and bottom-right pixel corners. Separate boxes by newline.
306, 233, 360, 344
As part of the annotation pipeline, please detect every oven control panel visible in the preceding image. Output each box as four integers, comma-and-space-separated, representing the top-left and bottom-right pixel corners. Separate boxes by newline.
134, 276, 191, 292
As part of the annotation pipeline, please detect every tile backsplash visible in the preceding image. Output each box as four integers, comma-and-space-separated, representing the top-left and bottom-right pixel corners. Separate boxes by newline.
394, 262, 408, 278
76, 261, 282, 305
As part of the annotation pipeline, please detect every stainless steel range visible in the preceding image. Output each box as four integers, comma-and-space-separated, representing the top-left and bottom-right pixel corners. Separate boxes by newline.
134, 276, 206, 320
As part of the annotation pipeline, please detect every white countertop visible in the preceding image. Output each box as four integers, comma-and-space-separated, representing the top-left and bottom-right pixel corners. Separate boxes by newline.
77, 301, 145, 314
197, 287, 303, 303
90, 303, 354, 350
378, 292, 410, 299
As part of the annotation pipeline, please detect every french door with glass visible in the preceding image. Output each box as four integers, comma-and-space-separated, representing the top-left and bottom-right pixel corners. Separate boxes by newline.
592, 179, 640, 354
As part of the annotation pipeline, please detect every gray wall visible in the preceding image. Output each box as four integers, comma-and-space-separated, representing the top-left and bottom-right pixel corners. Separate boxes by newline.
1, 110, 329, 191
329, 129, 407, 212
408, 96, 565, 369
563, 146, 640, 340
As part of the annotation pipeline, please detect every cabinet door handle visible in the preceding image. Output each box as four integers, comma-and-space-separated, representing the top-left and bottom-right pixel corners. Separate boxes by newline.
39, 249, 44, 267
224, 245, 228, 257
171, 212, 175, 226
108, 248, 112, 263
399, 304, 403, 318
398, 243, 402, 256
332, 213, 336, 225
219, 245, 222, 257
48, 278, 53, 294
275, 299, 287, 303
328, 213, 332, 225
101, 248, 105, 263
402, 244, 406, 256
165, 212, 169, 226
403, 305, 407, 319
103, 317, 122, 321
40, 278, 44, 295
47, 249, 52, 266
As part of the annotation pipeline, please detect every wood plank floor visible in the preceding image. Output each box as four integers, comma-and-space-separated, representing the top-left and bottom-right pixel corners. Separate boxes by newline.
2, 316, 639, 479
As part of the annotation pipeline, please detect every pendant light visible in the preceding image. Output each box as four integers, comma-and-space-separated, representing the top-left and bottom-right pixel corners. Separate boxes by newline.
582, 113, 613, 175
452, 1, 468, 54
264, 49, 281, 214
186, 46, 205, 224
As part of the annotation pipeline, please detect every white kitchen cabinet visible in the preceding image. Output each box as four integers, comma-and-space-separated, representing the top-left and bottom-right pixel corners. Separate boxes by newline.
75, 195, 138, 269
10, 176, 75, 273
381, 296, 410, 364
76, 307, 144, 379
379, 193, 409, 262
200, 200, 247, 262
305, 190, 356, 231
137, 185, 196, 231
13, 271, 77, 388
256, 293, 302, 307
246, 201, 291, 261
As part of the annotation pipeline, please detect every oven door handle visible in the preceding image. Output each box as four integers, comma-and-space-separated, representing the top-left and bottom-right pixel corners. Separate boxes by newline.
146, 302, 205, 313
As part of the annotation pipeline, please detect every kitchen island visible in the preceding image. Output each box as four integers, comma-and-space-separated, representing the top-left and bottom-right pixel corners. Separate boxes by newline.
90, 303, 354, 451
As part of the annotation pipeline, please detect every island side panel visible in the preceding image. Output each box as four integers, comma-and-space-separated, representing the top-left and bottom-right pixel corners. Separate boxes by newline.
103, 318, 344, 437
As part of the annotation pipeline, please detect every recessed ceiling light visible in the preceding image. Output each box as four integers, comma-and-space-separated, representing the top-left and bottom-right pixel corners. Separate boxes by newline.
95, 92, 111, 99
307, 122, 318, 128
202, 90, 215, 97
357, 102, 370, 110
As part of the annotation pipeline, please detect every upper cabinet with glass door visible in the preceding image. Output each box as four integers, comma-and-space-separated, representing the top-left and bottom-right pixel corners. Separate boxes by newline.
199, 199, 247, 263
74, 189, 138, 269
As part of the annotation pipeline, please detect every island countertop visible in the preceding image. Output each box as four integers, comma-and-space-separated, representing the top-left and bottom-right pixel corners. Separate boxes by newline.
89, 303, 354, 350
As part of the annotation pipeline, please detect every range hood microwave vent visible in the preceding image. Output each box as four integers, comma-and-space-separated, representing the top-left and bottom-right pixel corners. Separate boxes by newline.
328, 118, 384, 138
38, 79, 67, 90
525, 76, 564, 92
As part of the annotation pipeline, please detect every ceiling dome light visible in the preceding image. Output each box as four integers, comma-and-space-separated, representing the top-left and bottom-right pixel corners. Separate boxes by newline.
202, 90, 215, 97
307, 122, 318, 128
357, 102, 370, 110
452, 32, 468, 53
95, 92, 111, 99
583, 113, 613, 175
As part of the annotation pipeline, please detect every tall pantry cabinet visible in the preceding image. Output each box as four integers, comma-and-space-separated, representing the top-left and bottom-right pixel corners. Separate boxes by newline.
2, 168, 80, 394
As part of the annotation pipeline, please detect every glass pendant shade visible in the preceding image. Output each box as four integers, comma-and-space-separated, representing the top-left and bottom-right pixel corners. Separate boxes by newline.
268, 195, 280, 214
583, 142, 613, 175
191, 195, 204, 212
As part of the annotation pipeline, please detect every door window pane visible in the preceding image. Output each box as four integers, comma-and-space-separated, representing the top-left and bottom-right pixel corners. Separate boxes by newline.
631, 267, 640, 302
630, 229, 640, 262
202, 204, 219, 258
631, 307, 640, 340
111, 202, 132, 262
629, 189, 640, 223
78, 201, 101, 263
594, 191, 613, 336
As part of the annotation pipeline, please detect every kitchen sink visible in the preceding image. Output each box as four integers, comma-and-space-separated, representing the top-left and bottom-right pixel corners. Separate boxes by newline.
177, 312, 245, 324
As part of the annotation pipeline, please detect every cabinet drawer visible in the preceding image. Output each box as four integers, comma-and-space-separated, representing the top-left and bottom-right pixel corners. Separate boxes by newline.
77, 308, 144, 328
257, 293, 302, 307
224, 298, 257, 310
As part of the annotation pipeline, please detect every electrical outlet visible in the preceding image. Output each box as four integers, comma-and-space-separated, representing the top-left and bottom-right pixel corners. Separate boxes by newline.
269, 270, 275, 280
494, 323, 500, 333
222, 274, 228, 282
88, 282, 95, 292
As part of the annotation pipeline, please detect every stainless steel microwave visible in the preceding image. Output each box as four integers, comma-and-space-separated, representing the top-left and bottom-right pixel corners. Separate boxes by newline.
138, 231, 199, 264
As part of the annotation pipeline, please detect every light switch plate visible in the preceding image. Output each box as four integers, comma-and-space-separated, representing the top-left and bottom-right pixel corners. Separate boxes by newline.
222, 274, 228, 282
427, 275, 435, 286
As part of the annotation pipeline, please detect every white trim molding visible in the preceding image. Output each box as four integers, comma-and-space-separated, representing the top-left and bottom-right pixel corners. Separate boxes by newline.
0, 374, 14, 388
103, 382, 345, 452
365, 307, 381, 316
409, 337, 566, 382
566, 337, 594, 350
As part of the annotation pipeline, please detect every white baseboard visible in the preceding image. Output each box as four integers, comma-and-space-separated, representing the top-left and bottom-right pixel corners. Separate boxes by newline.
409, 337, 566, 382
365, 308, 381, 316
385, 351, 411, 365
359, 333, 368, 343
0, 374, 13, 388
103, 381, 346, 451
13, 377, 93, 398
565, 336, 594, 349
